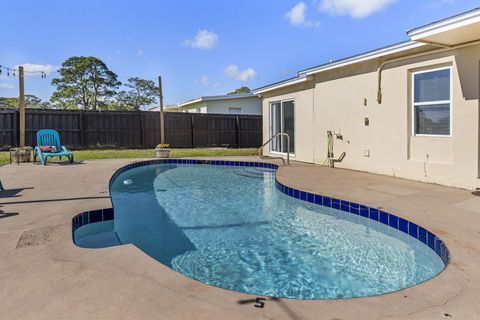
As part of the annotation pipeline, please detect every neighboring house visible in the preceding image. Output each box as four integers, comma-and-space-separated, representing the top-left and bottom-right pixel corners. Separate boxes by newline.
253, 8, 480, 190
176, 93, 262, 115
149, 105, 178, 112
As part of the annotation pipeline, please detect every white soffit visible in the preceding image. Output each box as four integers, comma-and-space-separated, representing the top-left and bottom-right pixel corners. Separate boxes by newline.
408, 8, 480, 46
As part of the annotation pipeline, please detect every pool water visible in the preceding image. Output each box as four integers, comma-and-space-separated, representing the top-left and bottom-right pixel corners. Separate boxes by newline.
77, 163, 445, 299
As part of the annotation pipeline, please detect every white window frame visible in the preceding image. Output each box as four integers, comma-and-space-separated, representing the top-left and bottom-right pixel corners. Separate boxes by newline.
411, 66, 452, 137
228, 107, 242, 114
269, 99, 295, 156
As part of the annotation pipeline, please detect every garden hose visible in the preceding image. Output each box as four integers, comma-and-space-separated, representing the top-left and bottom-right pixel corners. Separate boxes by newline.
321, 131, 334, 167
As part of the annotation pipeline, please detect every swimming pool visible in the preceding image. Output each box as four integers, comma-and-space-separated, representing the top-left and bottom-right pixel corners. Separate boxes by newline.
73, 160, 448, 299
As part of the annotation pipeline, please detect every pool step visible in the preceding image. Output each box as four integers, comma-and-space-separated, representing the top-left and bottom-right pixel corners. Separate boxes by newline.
233, 168, 274, 179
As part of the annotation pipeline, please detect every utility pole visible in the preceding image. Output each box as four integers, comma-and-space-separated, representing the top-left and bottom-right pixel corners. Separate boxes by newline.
19, 66, 25, 147
158, 76, 165, 144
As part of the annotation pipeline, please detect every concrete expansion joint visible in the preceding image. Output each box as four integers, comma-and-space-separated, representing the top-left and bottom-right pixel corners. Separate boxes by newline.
376, 289, 464, 320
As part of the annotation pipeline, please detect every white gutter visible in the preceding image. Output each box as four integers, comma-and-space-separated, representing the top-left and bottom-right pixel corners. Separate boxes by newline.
177, 98, 203, 108
253, 77, 308, 95
303, 41, 426, 76
408, 8, 480, 40
177, 93, 257, 108
254, 41, 425, 95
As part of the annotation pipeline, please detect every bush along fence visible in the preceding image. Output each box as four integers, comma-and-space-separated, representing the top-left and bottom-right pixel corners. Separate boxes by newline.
0, 108, 263, 150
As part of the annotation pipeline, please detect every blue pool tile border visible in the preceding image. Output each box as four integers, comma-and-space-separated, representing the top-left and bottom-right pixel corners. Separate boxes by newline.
83, 158, 448, 266
108, 159, 278, 189
273, 178, 450, 267
72, 207, 115, 244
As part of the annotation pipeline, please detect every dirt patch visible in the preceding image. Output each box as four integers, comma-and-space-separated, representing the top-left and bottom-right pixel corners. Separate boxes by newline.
16, 225, 59, 249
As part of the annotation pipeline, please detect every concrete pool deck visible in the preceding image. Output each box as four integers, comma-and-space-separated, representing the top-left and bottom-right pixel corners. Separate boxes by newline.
0, 157, 479, 320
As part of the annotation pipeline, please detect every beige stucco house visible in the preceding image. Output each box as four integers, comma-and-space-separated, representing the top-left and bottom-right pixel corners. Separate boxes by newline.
253, 8, 480, 190
176, 93, 262, 115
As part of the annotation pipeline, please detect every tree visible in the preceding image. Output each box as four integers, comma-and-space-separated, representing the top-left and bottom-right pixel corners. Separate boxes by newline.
51, 56, 120, 110
0, 97, 18, 108
25, 94, 51, 109
228, 86, 251, 95
0, 95, 51, 109
116, 77, 159, 110
25, 94, 41, 108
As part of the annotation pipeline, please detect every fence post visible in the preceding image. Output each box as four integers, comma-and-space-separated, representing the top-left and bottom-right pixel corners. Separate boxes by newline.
12, 110, 18, 147
18, 66, 25, 147
140, 112, 145, 148
79, 111, 84, 147
191, 115, 195, 148
236, 116, 241, 148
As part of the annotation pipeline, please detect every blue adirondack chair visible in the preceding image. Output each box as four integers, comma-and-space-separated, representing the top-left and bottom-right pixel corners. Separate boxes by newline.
34, 129, 74, 165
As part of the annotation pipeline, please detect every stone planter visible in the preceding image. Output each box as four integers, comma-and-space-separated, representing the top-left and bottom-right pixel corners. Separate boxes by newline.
10, 147, 32, 164
155, 148, 171, 158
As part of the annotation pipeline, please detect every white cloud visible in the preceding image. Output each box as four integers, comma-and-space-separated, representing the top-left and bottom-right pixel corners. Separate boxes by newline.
137, 49, 144, 56
183, 30, 219, 49
285, 2, 320, 28
319, 0, 396, 18
237, 68, 257, 82
199, 75, 210, 85
224, 65, 240, 78
286, 2, 307, 25
0, 82, 14, 89
13, 63, 58, 76
224, 64, 257, 82
424, 0, 454, 9
196, 75, 221, 88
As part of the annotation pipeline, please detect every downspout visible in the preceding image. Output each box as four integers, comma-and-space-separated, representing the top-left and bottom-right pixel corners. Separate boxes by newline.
377, 39, 480, 104
312, 77, 315, 163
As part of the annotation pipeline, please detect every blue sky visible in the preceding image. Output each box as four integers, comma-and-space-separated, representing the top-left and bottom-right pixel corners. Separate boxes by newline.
0, 0, 478, 105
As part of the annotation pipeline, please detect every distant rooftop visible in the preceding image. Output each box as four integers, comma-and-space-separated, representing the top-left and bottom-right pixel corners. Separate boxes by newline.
177, 93, 258, 108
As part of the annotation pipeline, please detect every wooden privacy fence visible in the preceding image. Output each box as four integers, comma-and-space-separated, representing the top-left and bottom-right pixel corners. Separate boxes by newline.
0, 108, 263, 150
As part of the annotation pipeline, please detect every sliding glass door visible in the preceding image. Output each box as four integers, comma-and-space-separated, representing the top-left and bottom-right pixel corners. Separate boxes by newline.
270, 100, 295, 154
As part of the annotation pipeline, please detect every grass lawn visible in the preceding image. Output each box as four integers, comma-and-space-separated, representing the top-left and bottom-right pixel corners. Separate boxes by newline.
0, 152, 9, 166
0, 148, 258, 166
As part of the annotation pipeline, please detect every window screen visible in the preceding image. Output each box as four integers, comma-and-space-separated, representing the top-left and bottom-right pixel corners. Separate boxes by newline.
413, 68, 451, 136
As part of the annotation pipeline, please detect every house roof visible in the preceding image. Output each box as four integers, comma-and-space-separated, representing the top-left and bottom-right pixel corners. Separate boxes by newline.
253, 41, 426, 94
253, 8, 480, 95
148, 104, 177, 111
299, 41, 425, 76
253, 75, 309, 95
407, 7, 480, 46
177, 93, 259, 108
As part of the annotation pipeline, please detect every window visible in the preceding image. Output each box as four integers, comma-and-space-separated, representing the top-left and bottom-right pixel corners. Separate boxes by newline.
412, 67, 451, 136
229, 107, 242, 114
270, 100, 294, 154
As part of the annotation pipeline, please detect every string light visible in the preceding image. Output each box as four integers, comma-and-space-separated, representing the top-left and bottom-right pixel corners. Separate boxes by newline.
0, 64, 53, 78
0, 64, 157, 81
